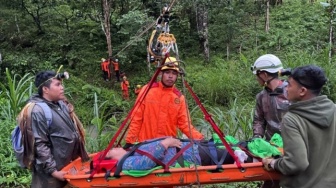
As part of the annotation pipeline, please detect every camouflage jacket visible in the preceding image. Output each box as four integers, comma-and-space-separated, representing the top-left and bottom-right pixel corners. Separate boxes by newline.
253, 81, 290, 140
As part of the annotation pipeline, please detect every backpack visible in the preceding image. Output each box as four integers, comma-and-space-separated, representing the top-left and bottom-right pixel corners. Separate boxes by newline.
11, 102, 52, 169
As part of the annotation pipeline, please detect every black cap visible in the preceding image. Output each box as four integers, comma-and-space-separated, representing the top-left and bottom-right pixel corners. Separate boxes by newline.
291, 65, 327, 90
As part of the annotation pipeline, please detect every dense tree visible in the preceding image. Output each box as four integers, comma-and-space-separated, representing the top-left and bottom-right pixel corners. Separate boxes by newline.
20, 0, 53, 34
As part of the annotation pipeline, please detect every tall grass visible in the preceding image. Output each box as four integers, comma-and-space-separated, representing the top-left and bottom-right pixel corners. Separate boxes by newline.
86, 92, 129, 152
0, 68, 34, 120
0, 69, 33, 187
194, 98, 254, 141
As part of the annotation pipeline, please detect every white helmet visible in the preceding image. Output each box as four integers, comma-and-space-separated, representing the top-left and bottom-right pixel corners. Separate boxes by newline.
251, 54, 283, 74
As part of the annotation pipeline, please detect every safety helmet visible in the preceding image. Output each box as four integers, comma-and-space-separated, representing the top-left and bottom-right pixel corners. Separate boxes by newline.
251, 54, 283, 74
161, 57, 179, 72
123, 76, 127, 79
101, 58, 106, 61
136, 84, 141, 88
115, 59, 118, 62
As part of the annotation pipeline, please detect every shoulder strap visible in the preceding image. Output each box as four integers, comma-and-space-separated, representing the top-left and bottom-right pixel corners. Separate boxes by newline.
36, 102, 52, 126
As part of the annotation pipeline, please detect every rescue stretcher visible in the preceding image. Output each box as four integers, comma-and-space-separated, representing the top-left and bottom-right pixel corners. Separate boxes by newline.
62, 65, 282, 187
63, 5, 282, 186
62, 52, 283, 187
63, 154, 281, 188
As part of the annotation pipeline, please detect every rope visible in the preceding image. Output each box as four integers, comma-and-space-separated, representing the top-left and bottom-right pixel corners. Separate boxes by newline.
113, 0, 177, 58
180, 68, 201, 187
114, 21, 156, 58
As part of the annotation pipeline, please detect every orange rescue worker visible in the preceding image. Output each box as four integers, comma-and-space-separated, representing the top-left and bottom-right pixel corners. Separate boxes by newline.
125, 57, 204, 147
121, 76, 130, 100
112, 58, 120, 82
134, 84, 142, 96
101, 58, 110, 81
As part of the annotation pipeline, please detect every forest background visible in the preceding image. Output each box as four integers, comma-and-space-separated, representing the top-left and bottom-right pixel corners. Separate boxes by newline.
1, 0, 336, 187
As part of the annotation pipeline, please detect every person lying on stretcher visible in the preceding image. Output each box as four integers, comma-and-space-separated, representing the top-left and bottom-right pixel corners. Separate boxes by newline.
106, 137, 252, 171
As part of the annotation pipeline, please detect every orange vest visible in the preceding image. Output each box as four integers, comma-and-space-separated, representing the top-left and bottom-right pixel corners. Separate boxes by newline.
121, 81, 129, 91
112, 61, 119, 71
125, 82, 204, 144
101, 61, 110, 71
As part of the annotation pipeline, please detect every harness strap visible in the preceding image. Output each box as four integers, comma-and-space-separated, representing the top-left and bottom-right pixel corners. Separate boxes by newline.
113, 137, 166, 178
165, 142, 192, 172
197, 142, 224, 170
208, 141, 218, 164
218, 148, 228, 169
175, 147, 185, 167
135, 149, 166, 167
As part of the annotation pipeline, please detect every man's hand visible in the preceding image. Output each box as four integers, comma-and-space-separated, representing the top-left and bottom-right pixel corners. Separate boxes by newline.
51, 170, 67, 181
262, 157, 274, 171
161, 137, 182, 149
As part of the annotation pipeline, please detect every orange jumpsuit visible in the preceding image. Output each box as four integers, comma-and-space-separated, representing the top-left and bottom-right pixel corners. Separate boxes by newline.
125, 82, 204, 144
112, 61, 120, 82
101, 60, 110, 80
121, 80, 130, 100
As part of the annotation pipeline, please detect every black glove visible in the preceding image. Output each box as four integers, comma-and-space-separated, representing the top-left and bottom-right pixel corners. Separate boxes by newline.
123, 143, 134, 149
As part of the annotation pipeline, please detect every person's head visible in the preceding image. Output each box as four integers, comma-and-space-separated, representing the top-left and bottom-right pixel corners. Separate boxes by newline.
123, 76, 127, 80
161, 57, 179, 87
286, 65, 327, 102
251, 54, 283, 86
35, 71, 67, 101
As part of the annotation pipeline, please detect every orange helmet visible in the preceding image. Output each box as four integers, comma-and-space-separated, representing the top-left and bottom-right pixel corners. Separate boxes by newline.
161, 57, 179, 72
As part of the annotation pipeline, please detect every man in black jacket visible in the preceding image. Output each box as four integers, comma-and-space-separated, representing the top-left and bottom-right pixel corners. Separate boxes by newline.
30, 70, 88, 188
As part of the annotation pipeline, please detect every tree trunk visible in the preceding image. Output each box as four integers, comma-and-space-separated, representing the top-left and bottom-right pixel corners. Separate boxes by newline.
102, 0, 113, 57
226, 43, 229, 61
15, 15, 21, 39
195, 3, 210, 63
265, 0, 270, 33
329, 5, 334, 64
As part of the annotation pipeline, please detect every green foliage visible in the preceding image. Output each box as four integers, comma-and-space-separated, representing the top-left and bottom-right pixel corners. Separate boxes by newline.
86, 92, 129, 152
0, 116, 31, 187
0, 68, 34, 120
185, 56, 256, 106
194, 98, 254, 141
0, 69, 33, 187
